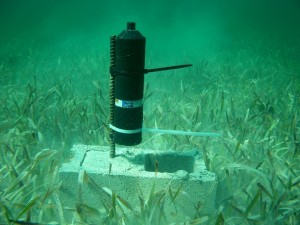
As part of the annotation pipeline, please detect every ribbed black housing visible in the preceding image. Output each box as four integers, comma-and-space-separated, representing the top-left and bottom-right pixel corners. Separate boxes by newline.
113, 22, 146, 146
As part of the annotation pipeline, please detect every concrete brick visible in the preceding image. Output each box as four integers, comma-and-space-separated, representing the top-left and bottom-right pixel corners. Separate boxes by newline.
59, 144, 217, 221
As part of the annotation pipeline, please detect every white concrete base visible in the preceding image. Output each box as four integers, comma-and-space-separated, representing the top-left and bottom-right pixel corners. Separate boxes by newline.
59, 145, 217, 222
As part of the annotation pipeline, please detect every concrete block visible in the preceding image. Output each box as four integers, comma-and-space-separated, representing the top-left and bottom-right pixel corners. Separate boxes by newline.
59, 144, 217, 222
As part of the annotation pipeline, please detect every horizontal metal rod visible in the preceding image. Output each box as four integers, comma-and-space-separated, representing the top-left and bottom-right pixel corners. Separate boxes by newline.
144, 64, 192, 74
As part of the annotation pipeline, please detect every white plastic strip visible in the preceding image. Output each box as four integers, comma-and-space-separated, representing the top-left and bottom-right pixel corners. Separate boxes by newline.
109, 124, 142, 134
115, 98, 143, 108
109, 124, 222, 137
142, 128, 222, 137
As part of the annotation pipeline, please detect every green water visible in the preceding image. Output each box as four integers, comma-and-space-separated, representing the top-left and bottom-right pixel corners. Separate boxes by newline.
0, 0, 299, 224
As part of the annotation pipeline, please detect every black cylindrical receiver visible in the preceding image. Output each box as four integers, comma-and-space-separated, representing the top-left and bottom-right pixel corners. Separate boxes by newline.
113, 22, 146, 146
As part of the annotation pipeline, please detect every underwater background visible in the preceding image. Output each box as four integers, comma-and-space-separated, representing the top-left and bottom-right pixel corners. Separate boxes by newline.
0, 0, 300, 224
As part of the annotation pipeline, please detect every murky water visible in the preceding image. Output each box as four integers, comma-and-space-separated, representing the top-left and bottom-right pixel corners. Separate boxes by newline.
0, 1, 299, 224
